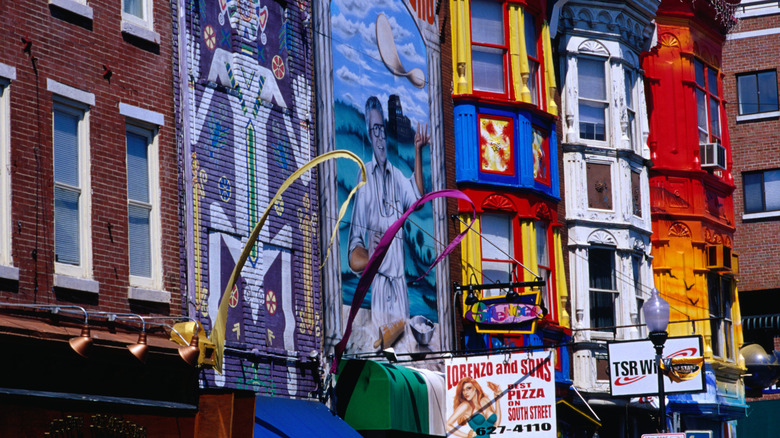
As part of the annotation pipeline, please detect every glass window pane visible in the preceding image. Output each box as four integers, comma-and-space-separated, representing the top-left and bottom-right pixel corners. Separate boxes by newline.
695, 60, 705, 88
471, 0, 503, 45
481, 214, 512, 260
128, 204, 151, 277
738, 74, 758, 115
696, 89, 708, 135
528, 59, 539, 105
758, 71, 779, 112
482, 261, 512, 287
524, 12, 537, 58
708, 68, 718, 96
590, 291, 616, 332
535, 221, 549, 267
624, 70, 634, 110
579, 102, 606, 141
127, 131, 150, 203
578, 58, 606, 100
709, 97, 720, 139
765, 170, 780, 211
53, 109, 80, 187
472, 47, 505, 93
123, 0, 143, 19
55, 187, 80, 265
589, 248, 615, 290
744, 173, 764, 213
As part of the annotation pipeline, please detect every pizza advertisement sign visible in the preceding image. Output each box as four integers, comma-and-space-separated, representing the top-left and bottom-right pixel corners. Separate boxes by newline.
445, 351, 557, 437
608, 335, 705, 397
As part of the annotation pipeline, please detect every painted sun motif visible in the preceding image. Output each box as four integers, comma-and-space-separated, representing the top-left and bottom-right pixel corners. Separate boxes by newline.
479, 117, 513, 175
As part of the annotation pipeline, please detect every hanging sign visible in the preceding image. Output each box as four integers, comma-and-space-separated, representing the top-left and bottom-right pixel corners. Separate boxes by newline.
445, 351, 557, 437
608, 335, 705, 397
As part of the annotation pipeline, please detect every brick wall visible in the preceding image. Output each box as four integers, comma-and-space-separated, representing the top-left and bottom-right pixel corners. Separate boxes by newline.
0, 0, 179, 312
723, 13, 780, 293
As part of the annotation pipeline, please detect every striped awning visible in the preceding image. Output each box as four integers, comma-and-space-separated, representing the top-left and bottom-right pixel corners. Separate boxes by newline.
743, 314, 780, 331
335, 359, 445, 436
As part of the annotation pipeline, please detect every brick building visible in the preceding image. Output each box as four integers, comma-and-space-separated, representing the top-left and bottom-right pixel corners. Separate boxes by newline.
0, 0, 196, 434
722, 0, 780, 434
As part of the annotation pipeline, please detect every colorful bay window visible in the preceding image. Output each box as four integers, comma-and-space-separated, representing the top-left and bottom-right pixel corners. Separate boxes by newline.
450, 0, 557, 114
694, 58, 722, 144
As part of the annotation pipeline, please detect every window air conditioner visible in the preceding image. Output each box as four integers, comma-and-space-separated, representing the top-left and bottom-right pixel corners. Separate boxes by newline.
700, 143, 726, 170
706, 244, 732, 271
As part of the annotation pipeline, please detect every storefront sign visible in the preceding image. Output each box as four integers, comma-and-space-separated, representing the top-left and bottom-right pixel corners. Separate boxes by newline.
608, 335, 705, 397
641, 434, 685, 438
445, 351, 556, 437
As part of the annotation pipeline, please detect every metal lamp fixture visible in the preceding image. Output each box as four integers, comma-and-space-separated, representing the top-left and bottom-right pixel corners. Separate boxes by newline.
127, 317, 149, 363
0, 302, 94, 358
69, 322, 93, 358
178, 330, 200, 366
642, 287, 670, 433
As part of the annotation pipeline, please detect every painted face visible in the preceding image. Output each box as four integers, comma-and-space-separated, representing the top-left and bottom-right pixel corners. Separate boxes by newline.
462, 382, 476, 400
367, 109, 387, 168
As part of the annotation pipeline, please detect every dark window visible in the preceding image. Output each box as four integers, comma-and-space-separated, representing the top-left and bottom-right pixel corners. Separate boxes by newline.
708, 273, 734, 360
589, 247, 616, 333
744, 169, 780, 213
631, 171, 642, 217
737, 70, 779, 115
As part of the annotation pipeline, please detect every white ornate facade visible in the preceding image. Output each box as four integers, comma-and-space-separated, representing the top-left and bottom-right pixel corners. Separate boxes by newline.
554, 0, 659, 396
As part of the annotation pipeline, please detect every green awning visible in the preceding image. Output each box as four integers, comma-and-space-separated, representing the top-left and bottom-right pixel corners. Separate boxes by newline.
336, 359, 445, 436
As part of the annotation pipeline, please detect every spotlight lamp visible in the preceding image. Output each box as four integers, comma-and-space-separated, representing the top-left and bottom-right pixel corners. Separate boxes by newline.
127, 317, 149, 363
69, 322, 93, 358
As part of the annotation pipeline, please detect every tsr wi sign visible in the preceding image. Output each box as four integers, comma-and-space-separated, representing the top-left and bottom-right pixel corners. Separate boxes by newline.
607, 335, 705, 397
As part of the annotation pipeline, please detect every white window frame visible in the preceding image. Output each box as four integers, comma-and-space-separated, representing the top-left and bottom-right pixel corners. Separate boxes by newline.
52, 99, 92, 281
120, 103, 166, 301
577, 54, 610, 144
623, 66, 640, 152
0, 64, 16, 278
126, 123, 162, 291
122, 0, 153, 30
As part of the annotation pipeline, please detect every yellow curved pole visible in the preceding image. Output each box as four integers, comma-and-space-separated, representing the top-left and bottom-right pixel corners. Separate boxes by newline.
210, 150, 367, 373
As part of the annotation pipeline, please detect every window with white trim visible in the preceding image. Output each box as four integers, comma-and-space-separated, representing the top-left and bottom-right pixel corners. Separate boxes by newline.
744, 169, 780, 214
53, 100, 92, 278
589, 247, 616, 333
694, 59, 722, 144
0, 78, 11, 268
470, 0, 508, 95
624, 67, 638, 149
122, 0, 153, 29
126, 123, 161, 289
737, 70, 778, 116
480, 213, 514, 297
578, 56, 608, 141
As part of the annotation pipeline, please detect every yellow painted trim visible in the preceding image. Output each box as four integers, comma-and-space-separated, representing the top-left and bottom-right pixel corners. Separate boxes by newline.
520, 220, 538, 282
542, 21, 558, 115
451, 0, 473, 94
460, 214, 482, 290
508, 6, 531, 102
554, 229, 570, 327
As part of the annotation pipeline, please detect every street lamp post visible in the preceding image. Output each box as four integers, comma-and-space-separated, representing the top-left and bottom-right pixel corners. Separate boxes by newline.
643, 288, 670, 433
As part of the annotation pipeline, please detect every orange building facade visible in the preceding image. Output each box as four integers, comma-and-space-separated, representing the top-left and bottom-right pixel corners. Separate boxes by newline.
643, 0, 746, 432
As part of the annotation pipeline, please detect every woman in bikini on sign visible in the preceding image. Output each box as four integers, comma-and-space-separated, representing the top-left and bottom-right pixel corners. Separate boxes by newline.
446, 377, 502, 438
